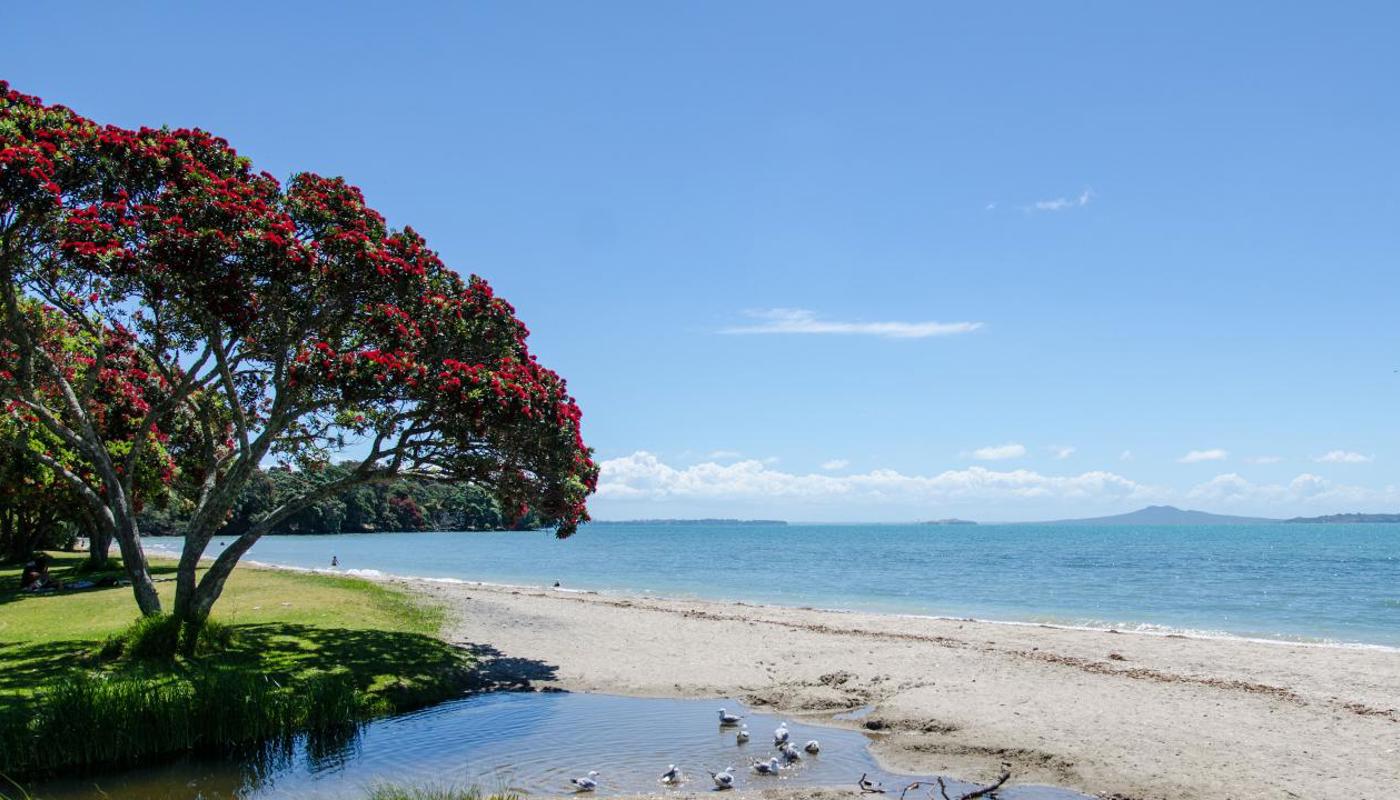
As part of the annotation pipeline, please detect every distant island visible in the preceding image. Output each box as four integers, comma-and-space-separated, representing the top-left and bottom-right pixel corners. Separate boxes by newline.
922, 518, 977, 526
598, 518, 788, 526
1031, 505, 1278, 526
1285, 512, 1400, 523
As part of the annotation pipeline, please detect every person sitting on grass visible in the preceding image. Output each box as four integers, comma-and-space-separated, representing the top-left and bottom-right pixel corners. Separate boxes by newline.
20, 554, 61, 592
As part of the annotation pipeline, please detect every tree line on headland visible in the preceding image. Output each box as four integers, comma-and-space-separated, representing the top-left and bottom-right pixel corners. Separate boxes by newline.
4, 460, 540, 563
137, 462, 545, 538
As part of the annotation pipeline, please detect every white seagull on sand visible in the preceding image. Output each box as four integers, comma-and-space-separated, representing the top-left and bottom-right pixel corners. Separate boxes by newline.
752, 756, 782, 775
660, 764, 682, 784
804, 740, 821, 754
570, 771, 599, 792
717, 708, 743, 726
773, 722, 790, 746
709, 766, 736, 790
736, 725, 751, 743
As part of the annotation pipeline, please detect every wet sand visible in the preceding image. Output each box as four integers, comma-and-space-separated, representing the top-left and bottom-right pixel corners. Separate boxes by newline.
398, 577, 1400, 800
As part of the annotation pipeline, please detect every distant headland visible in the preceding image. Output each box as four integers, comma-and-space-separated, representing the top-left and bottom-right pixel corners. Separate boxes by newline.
598, 518, 788, 526
1031, 505, 1275, 526
1284, 512, 1400, 523
922, 518, 977, 526
1027, 505, 1400, 525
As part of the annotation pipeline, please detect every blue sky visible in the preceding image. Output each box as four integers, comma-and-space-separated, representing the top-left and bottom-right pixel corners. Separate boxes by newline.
8, 2, 1398, 521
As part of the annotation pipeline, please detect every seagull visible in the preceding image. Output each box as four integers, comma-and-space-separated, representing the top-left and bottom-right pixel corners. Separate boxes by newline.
570, 771, 599, 792
804, 740, 821, 754
660, 764, 682, 784
773, 722, 790, 746
709, 766, 736, 790
718, 708, 743, 726
780, 742, 802, 762
859, 775, 886, 793
752, 756, 782, 775
736, 725, 751, 744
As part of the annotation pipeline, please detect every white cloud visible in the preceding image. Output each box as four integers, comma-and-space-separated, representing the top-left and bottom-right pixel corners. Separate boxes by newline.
1186, 472, 1398, 509
821, 459, 850, 471
1313, 450, 1373, 464
970, 443, 1027, 461
1029, 187, 1094, 212
1050, 445, 1076, 460
1244, 455, 1283, 464
1178, 448, 1229, 464
723, 308, 983, 339
596, 451, 1156, 506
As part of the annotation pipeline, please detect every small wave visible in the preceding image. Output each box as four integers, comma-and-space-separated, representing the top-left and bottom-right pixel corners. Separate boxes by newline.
344, 568, 385, 578
888, 612, 1400, 653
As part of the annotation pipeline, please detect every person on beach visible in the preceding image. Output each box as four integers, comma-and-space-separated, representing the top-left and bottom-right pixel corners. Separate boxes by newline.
331, 555, 339, 567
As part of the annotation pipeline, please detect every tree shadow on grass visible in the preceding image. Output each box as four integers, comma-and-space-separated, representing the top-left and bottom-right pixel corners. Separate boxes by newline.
225, 623, 469, 709
222, 624, 557, 710
0, 640, 101, 703
0, 554, 179, 608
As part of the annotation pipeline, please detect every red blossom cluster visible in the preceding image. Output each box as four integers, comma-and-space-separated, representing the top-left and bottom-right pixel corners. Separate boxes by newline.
1, 79, 597, 537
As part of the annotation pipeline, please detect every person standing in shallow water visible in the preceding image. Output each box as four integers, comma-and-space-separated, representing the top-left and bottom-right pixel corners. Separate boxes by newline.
331, 555, 339, 568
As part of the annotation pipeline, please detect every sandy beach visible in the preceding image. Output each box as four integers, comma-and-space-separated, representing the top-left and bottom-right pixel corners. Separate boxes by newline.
399, 577, 1400, 800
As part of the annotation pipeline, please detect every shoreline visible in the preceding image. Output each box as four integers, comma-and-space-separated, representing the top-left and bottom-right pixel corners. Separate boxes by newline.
224, 554, 1400, 654
386, 571, 1398, 800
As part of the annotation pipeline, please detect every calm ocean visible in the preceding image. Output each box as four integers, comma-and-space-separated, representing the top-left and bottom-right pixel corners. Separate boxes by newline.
147, 522, 1400, 648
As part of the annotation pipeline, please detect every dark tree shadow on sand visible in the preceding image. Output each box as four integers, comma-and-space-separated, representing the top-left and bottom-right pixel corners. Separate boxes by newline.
455, 642, 561, 693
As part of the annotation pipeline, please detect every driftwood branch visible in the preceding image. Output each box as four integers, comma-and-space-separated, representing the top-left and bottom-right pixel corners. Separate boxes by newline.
937, 770, 1011, 800
857, 773, 887, 793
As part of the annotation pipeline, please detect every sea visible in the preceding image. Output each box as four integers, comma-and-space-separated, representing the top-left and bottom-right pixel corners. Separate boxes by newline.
146, 521, 1400, 649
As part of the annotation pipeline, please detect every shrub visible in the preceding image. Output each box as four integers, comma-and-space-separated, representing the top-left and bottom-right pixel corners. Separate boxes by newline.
121, 614, 182, 661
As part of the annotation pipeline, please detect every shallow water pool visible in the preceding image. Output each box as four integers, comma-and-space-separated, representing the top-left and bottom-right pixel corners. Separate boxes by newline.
29, 693, 1090, 799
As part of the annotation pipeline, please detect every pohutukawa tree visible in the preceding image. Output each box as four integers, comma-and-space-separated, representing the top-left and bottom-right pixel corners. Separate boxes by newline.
0, 81, 597, 643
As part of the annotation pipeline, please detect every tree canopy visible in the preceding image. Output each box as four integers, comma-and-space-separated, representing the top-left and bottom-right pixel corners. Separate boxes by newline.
0, 80, 597, 638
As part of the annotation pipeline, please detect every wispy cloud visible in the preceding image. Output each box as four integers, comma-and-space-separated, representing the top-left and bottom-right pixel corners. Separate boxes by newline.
1120, 450, 1133, 461
707, 449, 742, 460
1050, 445, 1076, 460
1028, 187, 1095, 212
1313, 450, 1373, 464
1178, 448, 1229, 464
723, 309, 983, 339
821, 459, 850, 471
970, 443, 1027, 461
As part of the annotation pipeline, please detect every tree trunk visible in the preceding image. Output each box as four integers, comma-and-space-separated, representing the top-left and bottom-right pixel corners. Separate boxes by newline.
171, 532, 208, 626
108, 507, 161, 615
86, 519, 112, 570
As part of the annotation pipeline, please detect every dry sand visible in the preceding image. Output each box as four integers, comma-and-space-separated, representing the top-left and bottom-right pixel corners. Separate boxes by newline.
400, 578, 1400, 800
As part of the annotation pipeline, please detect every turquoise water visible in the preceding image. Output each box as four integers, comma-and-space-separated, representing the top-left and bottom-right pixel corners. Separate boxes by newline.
30, 694, 1091, 799
149, 522, 1400, 648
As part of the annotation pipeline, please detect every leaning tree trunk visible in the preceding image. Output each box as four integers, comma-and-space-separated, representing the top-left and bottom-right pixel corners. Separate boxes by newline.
104, 499, 162, 615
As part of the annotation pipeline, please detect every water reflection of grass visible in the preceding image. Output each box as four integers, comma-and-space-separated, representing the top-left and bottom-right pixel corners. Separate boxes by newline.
366, 786, 521, 800
0, 553, 473, 777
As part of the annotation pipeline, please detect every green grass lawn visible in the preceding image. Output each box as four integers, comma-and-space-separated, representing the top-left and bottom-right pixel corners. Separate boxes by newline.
0, 552, 473, 776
